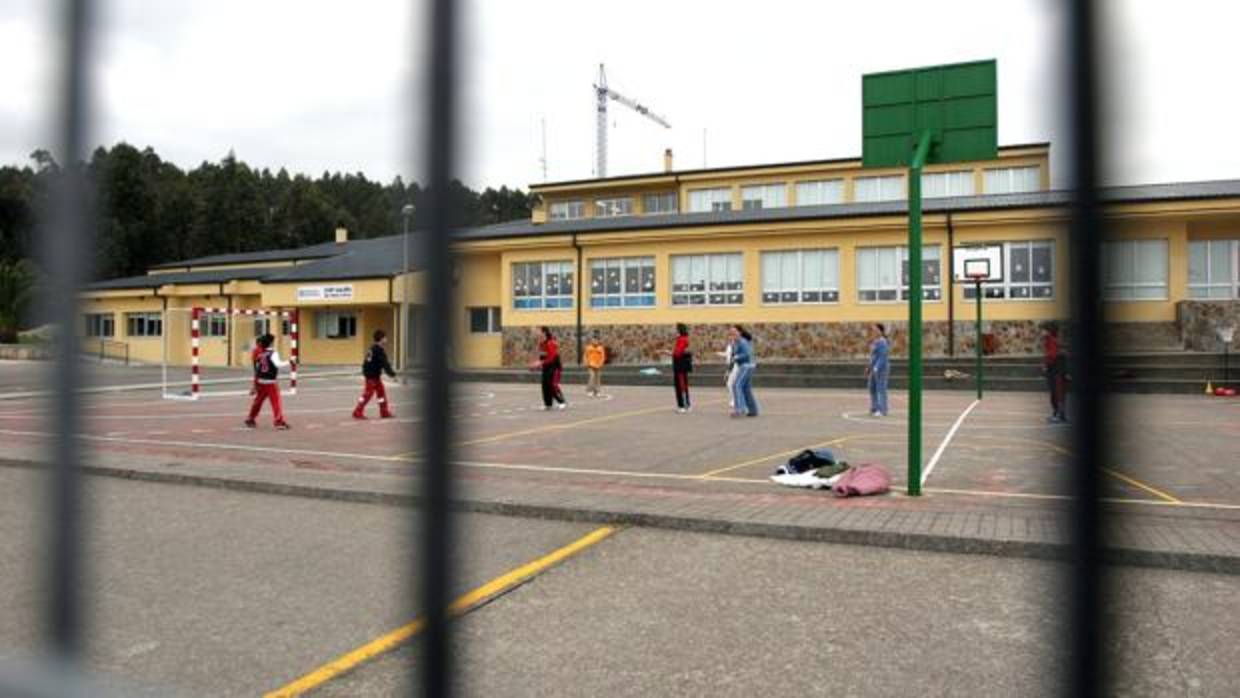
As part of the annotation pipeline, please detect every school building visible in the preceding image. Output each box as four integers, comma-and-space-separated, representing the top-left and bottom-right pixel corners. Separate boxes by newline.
81, 142, 1240, 370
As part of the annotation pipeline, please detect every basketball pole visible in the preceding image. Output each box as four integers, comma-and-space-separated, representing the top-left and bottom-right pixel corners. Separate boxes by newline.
907, 129, 932, 497
975, 278, 984, 400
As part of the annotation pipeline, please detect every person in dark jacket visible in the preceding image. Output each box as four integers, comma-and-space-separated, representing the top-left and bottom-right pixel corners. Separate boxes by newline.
659, 323, 692, 412
353, 329, 397, 419
537, 326, 567, 410
245, 333, 290, 429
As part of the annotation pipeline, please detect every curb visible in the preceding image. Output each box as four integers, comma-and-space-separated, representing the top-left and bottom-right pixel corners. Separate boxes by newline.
7, 459, 1236, 576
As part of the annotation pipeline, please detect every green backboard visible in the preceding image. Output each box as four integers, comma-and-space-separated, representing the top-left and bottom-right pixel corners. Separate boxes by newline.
862, 59, 997, 167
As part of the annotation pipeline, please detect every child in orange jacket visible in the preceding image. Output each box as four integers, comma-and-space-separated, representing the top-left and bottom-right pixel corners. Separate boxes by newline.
584, 331, 606, 397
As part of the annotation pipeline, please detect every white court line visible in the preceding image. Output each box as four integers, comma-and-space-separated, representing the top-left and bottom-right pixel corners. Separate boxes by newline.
920, 398, 981, 487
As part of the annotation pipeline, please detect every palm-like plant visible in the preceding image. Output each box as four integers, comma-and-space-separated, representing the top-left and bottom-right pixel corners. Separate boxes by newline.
0, 259, 36, 344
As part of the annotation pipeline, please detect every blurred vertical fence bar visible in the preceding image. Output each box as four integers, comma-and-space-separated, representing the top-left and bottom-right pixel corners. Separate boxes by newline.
1065, 0, 1108, 696
43, 0, 95, 663
417, 0, 460, 694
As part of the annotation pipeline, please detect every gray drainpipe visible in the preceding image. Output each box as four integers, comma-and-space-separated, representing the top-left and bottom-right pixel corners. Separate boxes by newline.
572, 232, 583, 365
946, 211, 955, 357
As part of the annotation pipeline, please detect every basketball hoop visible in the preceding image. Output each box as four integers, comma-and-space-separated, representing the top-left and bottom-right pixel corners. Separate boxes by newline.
963, 258, 991, 282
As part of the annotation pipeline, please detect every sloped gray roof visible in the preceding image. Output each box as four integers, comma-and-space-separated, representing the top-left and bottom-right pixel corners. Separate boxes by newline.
262, 235, 424, 282
85, 266, 291, 290
148, 240, 348, 270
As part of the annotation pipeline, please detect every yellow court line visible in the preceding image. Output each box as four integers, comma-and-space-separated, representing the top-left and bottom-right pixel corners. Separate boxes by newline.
264, 526, 617, 698
395, 402, 716, 459
956, 433, 1182, 504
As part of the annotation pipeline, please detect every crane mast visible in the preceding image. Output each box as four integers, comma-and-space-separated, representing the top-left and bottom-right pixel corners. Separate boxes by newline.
594, 64, 670, 178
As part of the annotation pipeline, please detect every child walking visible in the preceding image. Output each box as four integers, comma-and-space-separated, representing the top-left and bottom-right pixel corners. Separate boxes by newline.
866, 323, 890, 417
661, 323, 692, 413
245, 333, 291, 429
584, 331, 606, 397
353, 329, 397, 419
537, 326, 567, 410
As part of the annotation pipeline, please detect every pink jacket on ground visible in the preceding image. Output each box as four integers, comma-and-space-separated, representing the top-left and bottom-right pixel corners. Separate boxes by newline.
833, 464, 891, 497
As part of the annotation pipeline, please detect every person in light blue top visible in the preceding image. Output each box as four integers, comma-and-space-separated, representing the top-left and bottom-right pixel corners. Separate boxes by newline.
729, 325, 759, 417
865, 323, 890, 417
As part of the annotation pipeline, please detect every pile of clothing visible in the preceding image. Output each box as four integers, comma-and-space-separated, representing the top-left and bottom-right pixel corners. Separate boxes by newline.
770, 448, 891, 497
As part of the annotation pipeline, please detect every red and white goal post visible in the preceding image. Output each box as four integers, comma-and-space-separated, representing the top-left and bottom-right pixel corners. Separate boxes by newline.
161, 307, 300, 401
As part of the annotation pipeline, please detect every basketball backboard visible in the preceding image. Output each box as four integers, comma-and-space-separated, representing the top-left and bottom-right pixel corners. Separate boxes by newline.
862, 59, 998, 168
954, 244, 1004, 282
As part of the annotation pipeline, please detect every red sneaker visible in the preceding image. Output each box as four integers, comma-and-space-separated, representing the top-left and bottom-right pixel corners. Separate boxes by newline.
380, 412, 396, 419
274, 422, 291, 430
352, 412, 367, 420
243, 420, 256, 429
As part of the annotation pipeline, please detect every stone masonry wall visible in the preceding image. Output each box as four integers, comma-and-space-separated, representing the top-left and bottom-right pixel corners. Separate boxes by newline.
1177, 301, 1240, 351
501, 320, 1061, 367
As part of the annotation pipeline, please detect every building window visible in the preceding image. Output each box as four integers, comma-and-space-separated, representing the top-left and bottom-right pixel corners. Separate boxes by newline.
84, 313, 114, 338
512, 260, 574, 310
857, 246, 942, 302
590, 257, 655, 308
984, 166, 1041, 194
549, 200, 584, 220
281, 318, 291, 336
125, 312, 162, 337
1103, 239, 1169, 300
962, 241, 1055, 300
921, 171, 976, 198
468, 307, 502, 333
795, 180, 844, 206
253, 317, 271, 338
1188, 240, 1239, 299
740, 183, 787, 210
316, 311, 357, 339
671, 253, 743, 306
594, 197, 633, 217
761, 249, 839, 304
201, 312, 228, 338
854, 175, 905, 202
687, 187, 732, 213
643, 191, 678, 215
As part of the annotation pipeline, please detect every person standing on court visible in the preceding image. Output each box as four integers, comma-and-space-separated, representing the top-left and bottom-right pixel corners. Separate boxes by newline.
353, 329, 397, 419
245, 333, 290, 429
716, 335, 738, 412
1041, 321, 1068, 423
584, 331, 606, 397
537, 326, 567, 410
731, 325, 759, 417
865, 323, 890, 417
660, 323, 692, 412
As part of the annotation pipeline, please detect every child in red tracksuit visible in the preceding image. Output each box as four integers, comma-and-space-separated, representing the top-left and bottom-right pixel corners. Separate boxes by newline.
245, 333, 291, 429
537, 326, 566, 410
353, 330, 397, 419
1041, 322, 1068, 423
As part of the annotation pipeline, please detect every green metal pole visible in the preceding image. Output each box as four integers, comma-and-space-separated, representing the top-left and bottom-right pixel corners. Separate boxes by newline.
976, 280, 983, 400
907, 131, 932, 497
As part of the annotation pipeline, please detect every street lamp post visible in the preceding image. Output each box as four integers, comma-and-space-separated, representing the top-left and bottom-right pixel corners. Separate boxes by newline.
401, 203, 415, 373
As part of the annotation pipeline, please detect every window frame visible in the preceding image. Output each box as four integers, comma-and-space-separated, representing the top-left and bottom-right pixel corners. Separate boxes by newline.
1188, 239, 1240, 299
961, 240, 1056, 302
1103, 239, 1170, 301
740, 183, 787, 211
686, 187, 733, 213
794, 179, 844, 207
853, 174, 905, 202
856, 245, 943, 303
84, 312, 115, 338
921, 170, 976, 198
983, 165, 1041, 194
548, 200, 584, 220
124, 312, 163, 338
594, 196, 634, 217
511, 260, 575, 310
760, 248, 840, 305
589, 256, 656, 309
468, 307, 502, 334
670, 252, 744, 306
202, 312, 228, 338
315, 310, 358, 339
642, 191, 678, 215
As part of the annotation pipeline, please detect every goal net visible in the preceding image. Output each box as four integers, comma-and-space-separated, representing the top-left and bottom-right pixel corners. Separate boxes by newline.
161, 307, 300, 400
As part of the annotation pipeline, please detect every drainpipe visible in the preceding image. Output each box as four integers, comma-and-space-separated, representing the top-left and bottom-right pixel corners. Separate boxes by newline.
223, 284, 233, 367
947, 211, 955, 357
572, 232, 583, 365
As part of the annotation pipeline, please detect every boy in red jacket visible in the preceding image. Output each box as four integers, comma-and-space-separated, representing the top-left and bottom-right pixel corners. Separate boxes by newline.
1041, 322, 1068, 423
353, 330, 397, 419
245, 333, 291, 429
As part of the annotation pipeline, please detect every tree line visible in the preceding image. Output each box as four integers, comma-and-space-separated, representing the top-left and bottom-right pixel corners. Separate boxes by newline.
0, 143, 535, 280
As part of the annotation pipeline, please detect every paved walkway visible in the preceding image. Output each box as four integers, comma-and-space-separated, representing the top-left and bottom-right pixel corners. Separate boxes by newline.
7, 450, 1237, 575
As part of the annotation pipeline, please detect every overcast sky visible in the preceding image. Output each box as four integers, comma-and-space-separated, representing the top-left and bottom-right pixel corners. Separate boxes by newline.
2, 1, 1237, 190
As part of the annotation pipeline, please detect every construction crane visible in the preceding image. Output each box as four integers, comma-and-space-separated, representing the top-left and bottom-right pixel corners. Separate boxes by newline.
594, 63, 670, 178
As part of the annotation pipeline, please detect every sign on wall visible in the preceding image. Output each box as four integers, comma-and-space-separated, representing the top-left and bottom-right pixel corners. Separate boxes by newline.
296, 285, 354, 302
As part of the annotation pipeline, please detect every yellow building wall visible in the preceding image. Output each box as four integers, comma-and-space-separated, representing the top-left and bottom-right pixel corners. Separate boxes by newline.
454, 252, 504, 368
79, 294, 164, 364
298, 305, 395, 366
1104, 218, 1188, 323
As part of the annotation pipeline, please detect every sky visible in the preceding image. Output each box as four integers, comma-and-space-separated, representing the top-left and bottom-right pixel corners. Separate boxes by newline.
2, 1, 1237, 191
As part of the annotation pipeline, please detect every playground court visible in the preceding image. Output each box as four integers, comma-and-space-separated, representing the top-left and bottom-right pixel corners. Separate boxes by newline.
1, 364, 1237, 516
